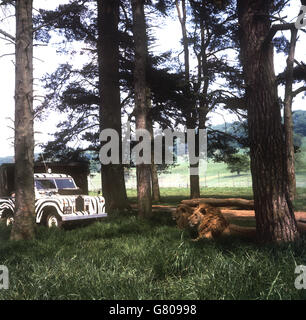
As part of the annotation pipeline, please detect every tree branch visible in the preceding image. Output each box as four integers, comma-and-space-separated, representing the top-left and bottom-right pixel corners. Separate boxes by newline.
264, 23, 296, 46
0, 27, 15, 41
292, 86, 306, 97
0, 52, 14, 58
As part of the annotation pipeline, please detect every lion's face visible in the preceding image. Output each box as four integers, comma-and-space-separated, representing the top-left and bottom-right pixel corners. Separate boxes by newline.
172, 204, 193, 221
194, 203, 211, 215
188, 211, 204, 227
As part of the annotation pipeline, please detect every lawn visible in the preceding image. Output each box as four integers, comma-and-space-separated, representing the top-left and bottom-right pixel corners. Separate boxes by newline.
0, 187, 306, 300
126, 186, 306, 212
89, 137, 306, 191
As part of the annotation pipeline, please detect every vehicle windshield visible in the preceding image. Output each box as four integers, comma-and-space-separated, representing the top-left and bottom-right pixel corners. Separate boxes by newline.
55, 178, 76, 189
35, 179, 57, 190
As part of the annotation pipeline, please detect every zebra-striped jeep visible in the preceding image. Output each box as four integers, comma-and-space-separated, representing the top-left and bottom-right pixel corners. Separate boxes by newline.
0, 172, 107, 228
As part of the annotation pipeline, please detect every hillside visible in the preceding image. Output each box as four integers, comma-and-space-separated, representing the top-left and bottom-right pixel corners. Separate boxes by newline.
211, 109, 306, 137
0, 156, 14, 165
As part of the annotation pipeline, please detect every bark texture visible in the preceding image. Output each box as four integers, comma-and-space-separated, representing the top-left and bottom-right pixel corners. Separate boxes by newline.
11, 0, 35, 241
237, 0, 299, 242
176, 0, 200, 199
97, 0, 129, 212
131, 0, 152, 218
284, 28, 298, 201
147, 101, 161, 203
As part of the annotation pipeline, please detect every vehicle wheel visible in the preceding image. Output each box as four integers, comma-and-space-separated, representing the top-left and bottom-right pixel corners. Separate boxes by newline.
45, 213, 62, 228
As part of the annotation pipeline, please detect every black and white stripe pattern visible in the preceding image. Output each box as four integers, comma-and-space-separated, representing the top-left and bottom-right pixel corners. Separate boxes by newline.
0, 198, 15, 217
0, 195, 106, 224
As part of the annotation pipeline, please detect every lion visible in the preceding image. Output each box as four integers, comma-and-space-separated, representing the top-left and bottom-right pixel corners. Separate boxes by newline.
188, 203, 258, 240
172, 204, 195, 229
186, 203, 306, 242
188, 203, 229, 240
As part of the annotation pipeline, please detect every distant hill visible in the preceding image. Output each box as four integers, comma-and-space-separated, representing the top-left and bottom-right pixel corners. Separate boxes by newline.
0, 153, 40, 165
0, 156, 14, 164
211, 110, 306, 138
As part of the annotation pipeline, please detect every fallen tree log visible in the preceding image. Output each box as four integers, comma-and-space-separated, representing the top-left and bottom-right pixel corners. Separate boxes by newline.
181, 198, 254, 210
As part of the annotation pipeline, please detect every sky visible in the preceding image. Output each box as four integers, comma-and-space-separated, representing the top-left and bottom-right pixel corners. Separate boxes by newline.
0, 0, 305, 157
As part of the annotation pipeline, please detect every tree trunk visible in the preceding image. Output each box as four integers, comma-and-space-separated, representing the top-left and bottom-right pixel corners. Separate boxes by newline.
237, 0, 299, 242
11, 0, 35, 241
176, 0, 200, 199
97, 0, 129, 212
147, 94, 161, 203
151, 163, 160, 202
284, 28, 298, 201
131, 0, 152, 218
189, 167, 200, 198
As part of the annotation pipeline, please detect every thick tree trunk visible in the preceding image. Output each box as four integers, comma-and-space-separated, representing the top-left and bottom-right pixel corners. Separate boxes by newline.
284, 28, 298, 201
237, 0, 299, 242
131, 0, 152, 218
11, 0, 35, 241
97, 0, 129, 212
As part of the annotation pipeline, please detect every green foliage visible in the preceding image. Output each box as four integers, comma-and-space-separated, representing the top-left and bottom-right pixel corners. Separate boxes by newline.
35, 0, 246, 168
293, 110, 306, 137
295, 137, 306, 172
225, 153, 250, 175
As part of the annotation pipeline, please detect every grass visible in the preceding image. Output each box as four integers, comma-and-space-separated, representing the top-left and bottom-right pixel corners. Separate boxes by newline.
89, 137, 306, 190
90, 159, 305, 190
126, 187, 254, 206
0, 187, 306, 300
127, 186, 306, 211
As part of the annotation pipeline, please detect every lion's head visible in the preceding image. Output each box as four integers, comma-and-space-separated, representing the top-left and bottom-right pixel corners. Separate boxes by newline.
172, 204, 194, 221
194, 203, 213, 215
188, 211, 204, 227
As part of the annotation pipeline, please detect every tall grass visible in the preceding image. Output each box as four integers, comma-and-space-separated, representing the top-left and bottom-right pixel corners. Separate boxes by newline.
0, 200, 306, 300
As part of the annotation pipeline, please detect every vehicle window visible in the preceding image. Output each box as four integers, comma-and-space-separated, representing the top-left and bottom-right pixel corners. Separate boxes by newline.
55, 178, 76, 189
35, 179, 57, 190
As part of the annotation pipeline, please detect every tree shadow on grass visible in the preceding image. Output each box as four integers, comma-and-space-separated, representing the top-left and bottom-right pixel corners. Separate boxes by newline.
222, 173, 250, 179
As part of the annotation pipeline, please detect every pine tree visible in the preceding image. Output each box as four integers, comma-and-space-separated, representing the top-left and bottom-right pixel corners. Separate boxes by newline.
237, 0, 299, 242
11, 0, 35, 241
131, 0, 152, 218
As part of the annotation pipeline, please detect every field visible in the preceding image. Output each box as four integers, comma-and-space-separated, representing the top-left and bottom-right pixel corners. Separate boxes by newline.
89, 137, 306, 190
0, 140, 305, 300
0, 187, 306, 300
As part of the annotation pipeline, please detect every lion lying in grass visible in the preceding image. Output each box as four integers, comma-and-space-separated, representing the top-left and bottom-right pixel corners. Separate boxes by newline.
187, 204, 306, 241
175, 202, 306, 241
177, 203, 256, 241
188, 204, 230, 240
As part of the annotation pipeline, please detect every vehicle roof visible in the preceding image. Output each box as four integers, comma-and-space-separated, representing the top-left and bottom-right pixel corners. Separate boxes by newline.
34, 173, 73, 179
